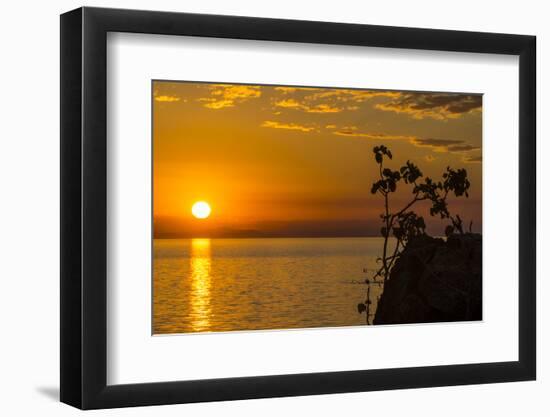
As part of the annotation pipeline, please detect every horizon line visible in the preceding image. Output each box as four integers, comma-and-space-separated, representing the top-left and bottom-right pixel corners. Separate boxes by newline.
152, 234, 475, 240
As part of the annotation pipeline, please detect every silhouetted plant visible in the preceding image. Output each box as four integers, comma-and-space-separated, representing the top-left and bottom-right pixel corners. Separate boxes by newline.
357, 146, 471, 323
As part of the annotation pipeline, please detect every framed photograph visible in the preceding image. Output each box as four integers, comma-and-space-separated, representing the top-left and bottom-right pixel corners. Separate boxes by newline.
60, 7, 536, 409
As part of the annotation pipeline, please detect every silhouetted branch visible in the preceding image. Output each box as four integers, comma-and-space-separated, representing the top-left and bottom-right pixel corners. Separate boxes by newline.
357, 146, 473, 323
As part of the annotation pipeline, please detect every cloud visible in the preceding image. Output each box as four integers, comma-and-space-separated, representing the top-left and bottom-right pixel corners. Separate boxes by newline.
463, 155, 482, 163
410, 137, 481, 154
307, 104, 343, 113
375, 93, 482, 120
272, 88, 400, 115
333, 128, 413, 141
273, 86, 399, 102
306, 89, 401, 102
272, 88, 480, 121
212, 85, 261, 100
274, 99, 342, 113
274, 86, 320, 94
199, 98, 234, 109
154, 95, 181, 102
199, 84, 261, 109
261, 120, 316, 132
262, 118, 482, 161
447, 144, 481, 152
329, 127, 481, 155
274, 99, 302, 109
411, 138, 464, 149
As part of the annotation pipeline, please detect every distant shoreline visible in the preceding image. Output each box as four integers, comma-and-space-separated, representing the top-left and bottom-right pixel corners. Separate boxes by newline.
153, 235, 451, 240
154, 235, 381, 240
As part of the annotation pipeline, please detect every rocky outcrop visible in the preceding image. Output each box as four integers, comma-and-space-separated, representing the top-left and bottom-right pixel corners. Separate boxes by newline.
373, 234, 482, 325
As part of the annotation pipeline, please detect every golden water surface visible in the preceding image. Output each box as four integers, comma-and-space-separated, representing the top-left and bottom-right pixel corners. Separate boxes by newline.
153, 237, 385, 334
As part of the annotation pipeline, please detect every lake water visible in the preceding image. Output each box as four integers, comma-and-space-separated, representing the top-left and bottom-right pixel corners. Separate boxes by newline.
153, 237, 388, 334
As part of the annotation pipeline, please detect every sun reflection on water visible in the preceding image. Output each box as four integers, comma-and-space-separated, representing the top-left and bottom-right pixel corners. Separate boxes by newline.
189, 238, 212, 332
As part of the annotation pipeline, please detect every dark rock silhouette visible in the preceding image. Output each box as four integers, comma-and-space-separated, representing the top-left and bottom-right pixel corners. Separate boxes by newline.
373, 233, 482, 325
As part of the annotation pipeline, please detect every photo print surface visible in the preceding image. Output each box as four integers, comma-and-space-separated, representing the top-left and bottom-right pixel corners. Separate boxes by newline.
152, 81, 482, 334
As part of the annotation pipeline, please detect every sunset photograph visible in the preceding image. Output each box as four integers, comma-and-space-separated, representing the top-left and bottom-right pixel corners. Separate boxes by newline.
152, 81, 482, 334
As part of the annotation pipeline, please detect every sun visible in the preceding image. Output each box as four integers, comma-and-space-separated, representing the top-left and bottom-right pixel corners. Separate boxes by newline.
191, 201, 211, 219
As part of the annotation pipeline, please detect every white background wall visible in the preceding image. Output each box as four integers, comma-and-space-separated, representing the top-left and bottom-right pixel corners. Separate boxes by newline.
0, 0, 545, 415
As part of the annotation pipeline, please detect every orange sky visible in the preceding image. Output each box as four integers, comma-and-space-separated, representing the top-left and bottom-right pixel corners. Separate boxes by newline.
153, 81, 482, 238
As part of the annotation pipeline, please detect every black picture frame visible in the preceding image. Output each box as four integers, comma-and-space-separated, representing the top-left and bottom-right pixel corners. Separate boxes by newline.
60, 6, 536, 410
